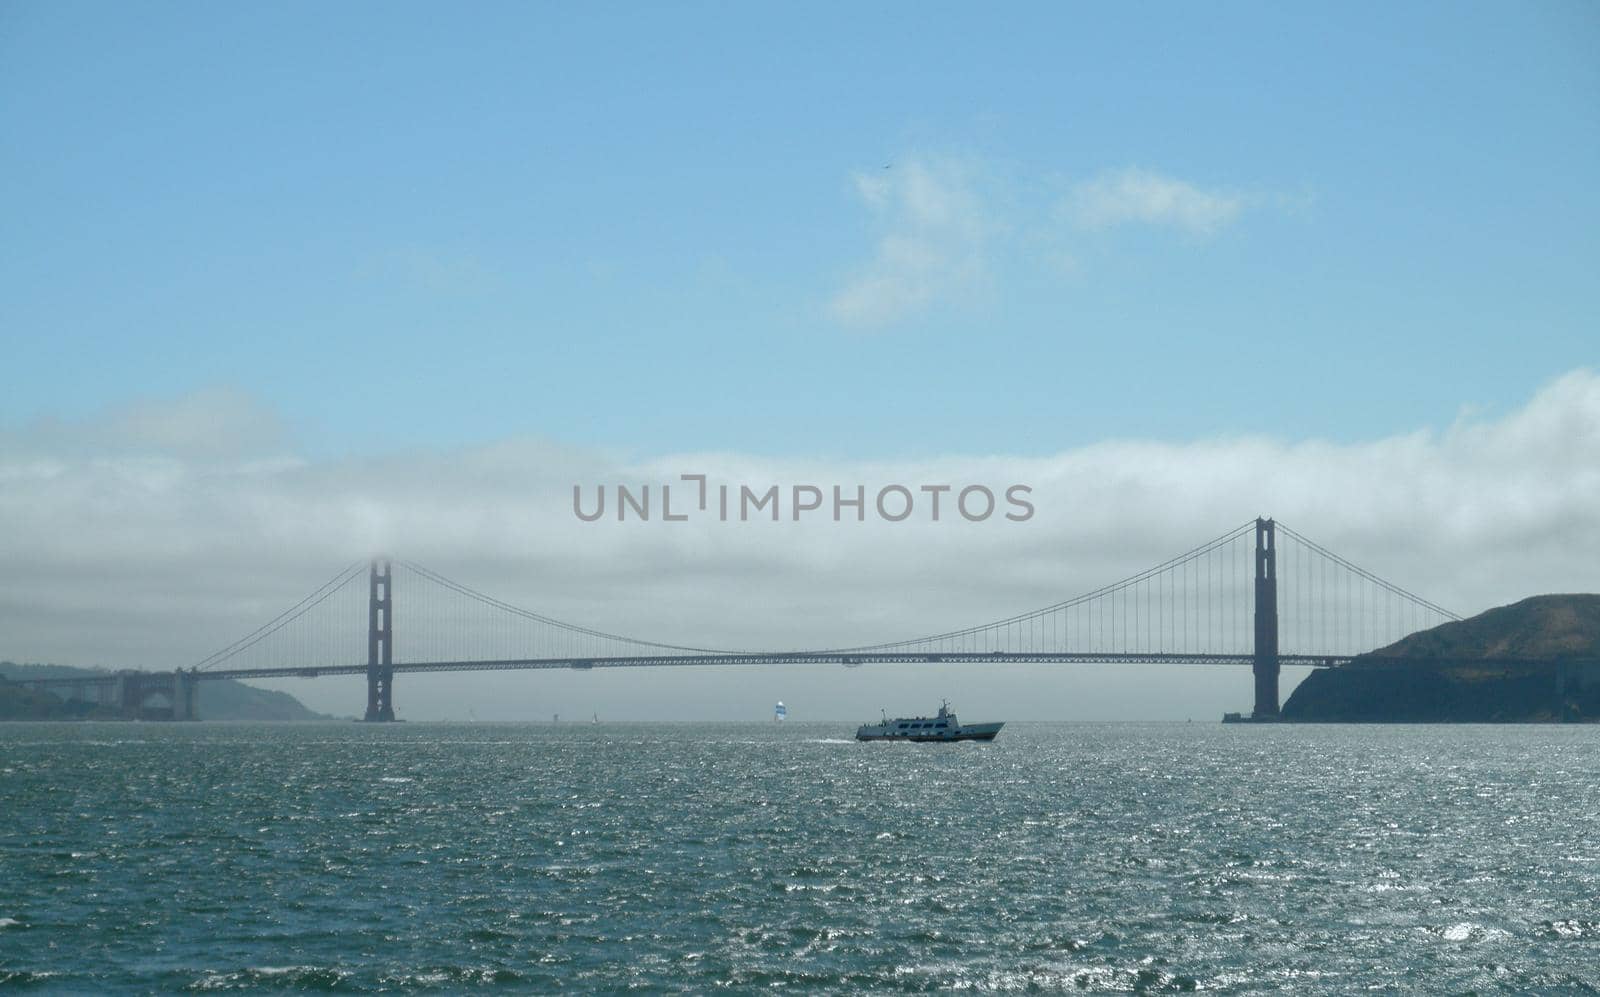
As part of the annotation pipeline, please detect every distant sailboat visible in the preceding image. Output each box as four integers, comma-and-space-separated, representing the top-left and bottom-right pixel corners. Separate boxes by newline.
774, 701, 787, 722
592, 712, 598, 725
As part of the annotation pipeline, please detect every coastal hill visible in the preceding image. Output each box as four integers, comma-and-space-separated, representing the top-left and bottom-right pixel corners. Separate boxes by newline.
1366, 594, 1600, 660
0, 662, 338, 721
1282, 594, 1600, 722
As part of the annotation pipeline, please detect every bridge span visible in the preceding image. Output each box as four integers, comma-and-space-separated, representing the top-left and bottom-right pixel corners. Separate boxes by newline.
17, 518, 1458, 721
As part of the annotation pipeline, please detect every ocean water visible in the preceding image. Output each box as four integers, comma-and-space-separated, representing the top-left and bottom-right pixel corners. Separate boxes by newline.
1, 722, 1597, 993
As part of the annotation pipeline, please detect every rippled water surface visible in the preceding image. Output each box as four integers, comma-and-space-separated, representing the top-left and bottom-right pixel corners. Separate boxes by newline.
2, 722, 1598, 992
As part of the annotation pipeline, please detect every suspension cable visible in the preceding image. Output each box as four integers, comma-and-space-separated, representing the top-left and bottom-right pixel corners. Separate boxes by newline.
822, 520, 1258, 652
1276, 524, 1459, 620
395, 560, 751, 655
192, 560, 366, 671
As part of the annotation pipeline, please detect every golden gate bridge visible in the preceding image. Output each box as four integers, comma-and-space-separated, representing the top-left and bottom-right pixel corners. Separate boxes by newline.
16, 518, 1461, 721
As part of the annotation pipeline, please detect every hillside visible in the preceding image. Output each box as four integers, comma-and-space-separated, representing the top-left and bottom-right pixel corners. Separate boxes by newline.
1282, 594, 1600, 723
0, 662, 338, 721
1361, 594, 1600, 660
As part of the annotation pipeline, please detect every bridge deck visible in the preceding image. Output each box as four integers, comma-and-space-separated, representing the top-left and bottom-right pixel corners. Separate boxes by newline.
20, 652, 1351, 686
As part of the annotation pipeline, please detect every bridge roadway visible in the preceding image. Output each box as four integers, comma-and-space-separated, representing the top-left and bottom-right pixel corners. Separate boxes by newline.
15, 652, 1352, 697
190, 651, 1351, 682
12, 653, 1351, 723
17, 653, 1351, 688
4, 653, 1355, 722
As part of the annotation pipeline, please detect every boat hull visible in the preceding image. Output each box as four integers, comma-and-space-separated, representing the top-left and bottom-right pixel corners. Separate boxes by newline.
855, 722, 1003, 742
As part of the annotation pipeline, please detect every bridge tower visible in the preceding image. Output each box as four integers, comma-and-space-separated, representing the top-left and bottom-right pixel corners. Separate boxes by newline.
172, 668, 197, 721
364, 558, 395, 721
1252, 517, 1280, 717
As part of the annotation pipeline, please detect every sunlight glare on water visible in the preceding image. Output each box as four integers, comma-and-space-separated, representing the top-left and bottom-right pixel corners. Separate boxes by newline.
1, 722, 1597, 992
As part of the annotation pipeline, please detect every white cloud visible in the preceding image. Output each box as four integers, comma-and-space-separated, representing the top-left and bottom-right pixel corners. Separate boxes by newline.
0, 387, 287, 459
1067, 167, 1245, 236
828, 158, 997, 327
828, 160, 1286, 325
1, 372, 1595, 720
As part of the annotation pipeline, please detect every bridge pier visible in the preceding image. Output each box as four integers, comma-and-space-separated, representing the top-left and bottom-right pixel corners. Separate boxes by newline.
112, 672, 132, 719
115, 670, 145, 720
1252, 517, 1280, 718
172, 669, 198, 721
363, 558, 395, 721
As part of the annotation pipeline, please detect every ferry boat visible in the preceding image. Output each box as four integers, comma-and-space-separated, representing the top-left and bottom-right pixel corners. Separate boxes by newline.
855, 701, 1003, 742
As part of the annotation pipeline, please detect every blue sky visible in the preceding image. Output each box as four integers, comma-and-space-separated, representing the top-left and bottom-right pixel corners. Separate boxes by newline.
4, 1, 1595, 460
3, 3, 1599, 720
